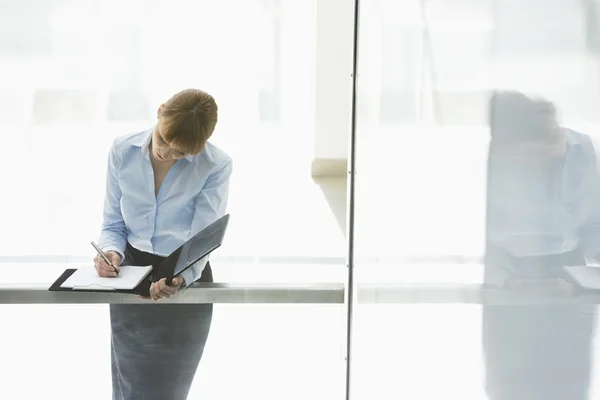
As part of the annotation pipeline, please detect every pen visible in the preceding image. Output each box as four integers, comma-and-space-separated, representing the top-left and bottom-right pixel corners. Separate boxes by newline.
91, 241, 119, 276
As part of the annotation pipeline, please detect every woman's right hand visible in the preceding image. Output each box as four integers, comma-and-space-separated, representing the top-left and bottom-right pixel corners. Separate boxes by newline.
506, 277, 574, 297
93, 251, 122, 277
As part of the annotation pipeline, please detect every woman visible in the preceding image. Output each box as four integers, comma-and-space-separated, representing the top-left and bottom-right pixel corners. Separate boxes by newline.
93, 88, 233, 400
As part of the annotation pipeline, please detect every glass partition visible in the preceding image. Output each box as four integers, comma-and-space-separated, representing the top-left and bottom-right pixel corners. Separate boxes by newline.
0, 0, 347, 398
1, 304, 345, 399
7, 0, 600, 398
0, 0, 346, 271
351, 0, 600, 399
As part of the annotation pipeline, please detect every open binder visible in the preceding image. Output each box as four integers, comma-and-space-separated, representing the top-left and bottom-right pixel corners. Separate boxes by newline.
486, 235, 584, 279
49, 214, 230, 297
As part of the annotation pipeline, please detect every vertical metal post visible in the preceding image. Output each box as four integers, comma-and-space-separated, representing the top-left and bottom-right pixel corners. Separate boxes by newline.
344, 0, 360, 399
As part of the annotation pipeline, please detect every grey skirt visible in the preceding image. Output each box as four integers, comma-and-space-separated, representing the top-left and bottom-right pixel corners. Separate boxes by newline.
110, 243, 213, 400
482, 305, 596, 400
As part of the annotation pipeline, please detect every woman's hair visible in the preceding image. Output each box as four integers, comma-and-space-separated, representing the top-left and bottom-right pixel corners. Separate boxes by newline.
488, 90, 556, 143
159, 88, 219, 155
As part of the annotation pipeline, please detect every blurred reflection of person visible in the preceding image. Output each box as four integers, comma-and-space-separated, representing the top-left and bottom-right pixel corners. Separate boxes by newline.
483, 91, 599, 400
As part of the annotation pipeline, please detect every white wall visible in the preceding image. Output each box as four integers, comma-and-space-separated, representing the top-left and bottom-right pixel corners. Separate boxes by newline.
312, 0, 354, 176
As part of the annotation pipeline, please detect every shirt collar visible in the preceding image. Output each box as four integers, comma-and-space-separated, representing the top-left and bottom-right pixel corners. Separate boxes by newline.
131, 127, 195, 162
564, 128, 583, 147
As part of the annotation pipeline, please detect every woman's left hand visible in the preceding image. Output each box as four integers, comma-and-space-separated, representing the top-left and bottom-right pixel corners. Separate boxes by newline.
138, 275, 185, 301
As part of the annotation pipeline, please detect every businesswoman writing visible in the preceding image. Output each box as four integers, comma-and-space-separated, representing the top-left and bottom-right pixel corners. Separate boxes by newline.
93, 89, 232, 400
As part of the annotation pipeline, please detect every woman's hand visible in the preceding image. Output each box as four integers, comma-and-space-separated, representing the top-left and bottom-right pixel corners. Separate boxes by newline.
139, 276, 185, 301
506, 277, 575, 297
93, 251, 121, 277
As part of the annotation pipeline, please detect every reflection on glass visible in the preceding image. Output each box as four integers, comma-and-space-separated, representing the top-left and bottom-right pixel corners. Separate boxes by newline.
484, 91, 598, 400
352, 0, 600, 399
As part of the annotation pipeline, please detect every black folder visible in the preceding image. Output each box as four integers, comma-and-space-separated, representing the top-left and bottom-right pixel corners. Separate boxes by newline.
486, 234, 584, 280
49, 214, 230, 297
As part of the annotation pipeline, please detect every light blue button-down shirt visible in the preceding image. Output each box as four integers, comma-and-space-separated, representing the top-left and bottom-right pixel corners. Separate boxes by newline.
488, 129, 599, 249
97, 127, 232, 286
486, 129, 600, 284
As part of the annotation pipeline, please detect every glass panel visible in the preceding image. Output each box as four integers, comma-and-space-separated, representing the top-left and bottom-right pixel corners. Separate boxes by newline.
2, 304, 345, 399
355, 0, 491, 283
352, 305, 600, 399
352, 0, 600, 399
0, 0, 348, 398
0, 0, 346, 273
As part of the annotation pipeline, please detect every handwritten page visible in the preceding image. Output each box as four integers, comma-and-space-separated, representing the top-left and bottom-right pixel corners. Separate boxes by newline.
565, 266, 600, 290
61, 265, 153, 291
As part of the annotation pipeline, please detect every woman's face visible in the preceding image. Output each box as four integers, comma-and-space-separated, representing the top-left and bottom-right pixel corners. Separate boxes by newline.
152, 123, 186, 162
152, 106, 188, 162
490, 126, 566, 161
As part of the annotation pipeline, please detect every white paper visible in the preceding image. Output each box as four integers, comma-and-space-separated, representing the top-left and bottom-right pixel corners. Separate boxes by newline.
565, 266, 600, 290
60, 265, 153, 290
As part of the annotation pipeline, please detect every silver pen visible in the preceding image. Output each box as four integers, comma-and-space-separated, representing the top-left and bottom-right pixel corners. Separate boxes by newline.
91, 241, 119, 276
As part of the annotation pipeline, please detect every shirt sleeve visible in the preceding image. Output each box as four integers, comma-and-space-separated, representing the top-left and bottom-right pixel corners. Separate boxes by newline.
180, 160, 233, 287
573, 136, 600, 258
579, 185, 600, 258
96, 140, 127, 260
